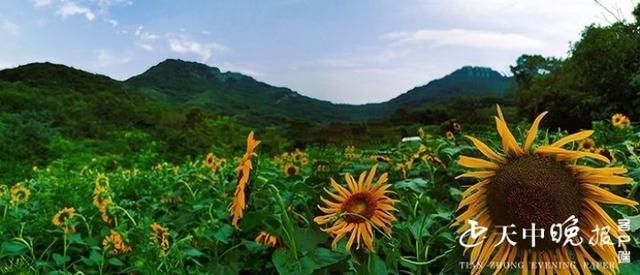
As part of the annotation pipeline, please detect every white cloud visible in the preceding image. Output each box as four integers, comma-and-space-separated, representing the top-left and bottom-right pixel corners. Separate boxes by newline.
0, 20, 20, 35
41, 0, 131, 23
168, 35, 229, 62
135, 26, 159, 40
33, 0, 53, 8
133, 26, 160, 51
96, 0, 132, 7
56, 1, 96, 21
95, 49, 131, 67
135, 42, 153, 51
384, 29, 546, 51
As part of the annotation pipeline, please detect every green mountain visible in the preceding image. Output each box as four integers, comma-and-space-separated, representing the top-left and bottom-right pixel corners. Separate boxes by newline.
0, 60, 513, 182
0, 60, 513, 132
386, 66, 514, 109
125, 59, 389, 123
0, 62, 145, 136
125, 59, 513, 123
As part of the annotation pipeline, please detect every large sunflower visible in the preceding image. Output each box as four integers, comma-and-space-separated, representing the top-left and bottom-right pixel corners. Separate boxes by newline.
455, 106, 637, 275
229, 131, 261, 228
314, 165, 397, 252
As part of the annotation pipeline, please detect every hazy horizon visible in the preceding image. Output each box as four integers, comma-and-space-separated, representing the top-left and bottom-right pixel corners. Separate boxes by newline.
0, 0, 636, 104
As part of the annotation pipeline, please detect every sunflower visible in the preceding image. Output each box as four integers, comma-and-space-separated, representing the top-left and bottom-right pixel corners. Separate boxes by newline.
150, 223, 170, 256
314, 165, 397, 252
229, 131, 261, 229
446, 131, 455, 140
10, 183, 30, 205
455, 106, 637, 275
406, 144, 429, 170
283, 163, 300, 176
204, 153, 225, 175
300, 157, 309, 166
611, 113, 631, 129
293, 148, 307, 161
93, 174, 113, 224
103, 230, 132, 255
373, 155, 391, 163
52, 207, 76, 233
255, 231, 279, 247
597, 148, 617, 162
204, 153, 215, 168
453, 122, 462, 131
579, 138, 596, 152
422, 154, 446, 168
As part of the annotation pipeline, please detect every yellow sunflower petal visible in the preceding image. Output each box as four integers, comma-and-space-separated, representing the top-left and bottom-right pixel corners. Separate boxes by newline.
569, 165, 627, 176
496, 104, 505, 121
535, 145, 610, 163
523, 111, 548, 152
345, 174, 358, 193
578, 174, 633, 185
364, 165, 377, 189
458, 156, 500, 170
455, 171, 495, 180
465, 135, 505, 163
494, 116, 524, 155
330, 178, 351, 197
581, 184, 638, 206
461, 180, 489, 198
550, 130, 594, 148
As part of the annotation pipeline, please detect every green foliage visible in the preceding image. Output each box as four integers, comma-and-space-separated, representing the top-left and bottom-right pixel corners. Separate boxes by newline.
1, 119, 639, 273
512, 14, 640, 130
0, 111, 59, 183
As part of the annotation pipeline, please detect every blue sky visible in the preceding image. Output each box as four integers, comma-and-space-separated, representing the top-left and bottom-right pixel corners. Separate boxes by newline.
0, 0, 636, 104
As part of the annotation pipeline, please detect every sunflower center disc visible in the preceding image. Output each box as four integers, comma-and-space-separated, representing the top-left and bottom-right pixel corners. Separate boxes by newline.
342, 192, 377, 223
287, 167, 297, 174
486, 155, 581, 250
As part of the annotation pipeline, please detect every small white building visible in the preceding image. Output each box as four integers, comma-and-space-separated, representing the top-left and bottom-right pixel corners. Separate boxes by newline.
401, 136, 421, 142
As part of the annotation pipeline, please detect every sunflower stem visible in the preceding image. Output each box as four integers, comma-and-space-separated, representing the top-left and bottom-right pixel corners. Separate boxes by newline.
62, 232, 68, 271
179, 179, 197, 201
267, 184, 299, 261
415, 214, 428, 275
628, 180, 639, 200
75, 213, 93, 237
114, 206, 137, 226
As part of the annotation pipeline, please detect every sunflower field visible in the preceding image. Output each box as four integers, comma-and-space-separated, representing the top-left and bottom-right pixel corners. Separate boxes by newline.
1, 109, 640, 274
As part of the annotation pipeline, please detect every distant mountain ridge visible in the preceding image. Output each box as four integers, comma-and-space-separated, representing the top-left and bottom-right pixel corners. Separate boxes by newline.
0, 59, 514, 124
124, 59, 514, 123
386, 66, 514, 109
